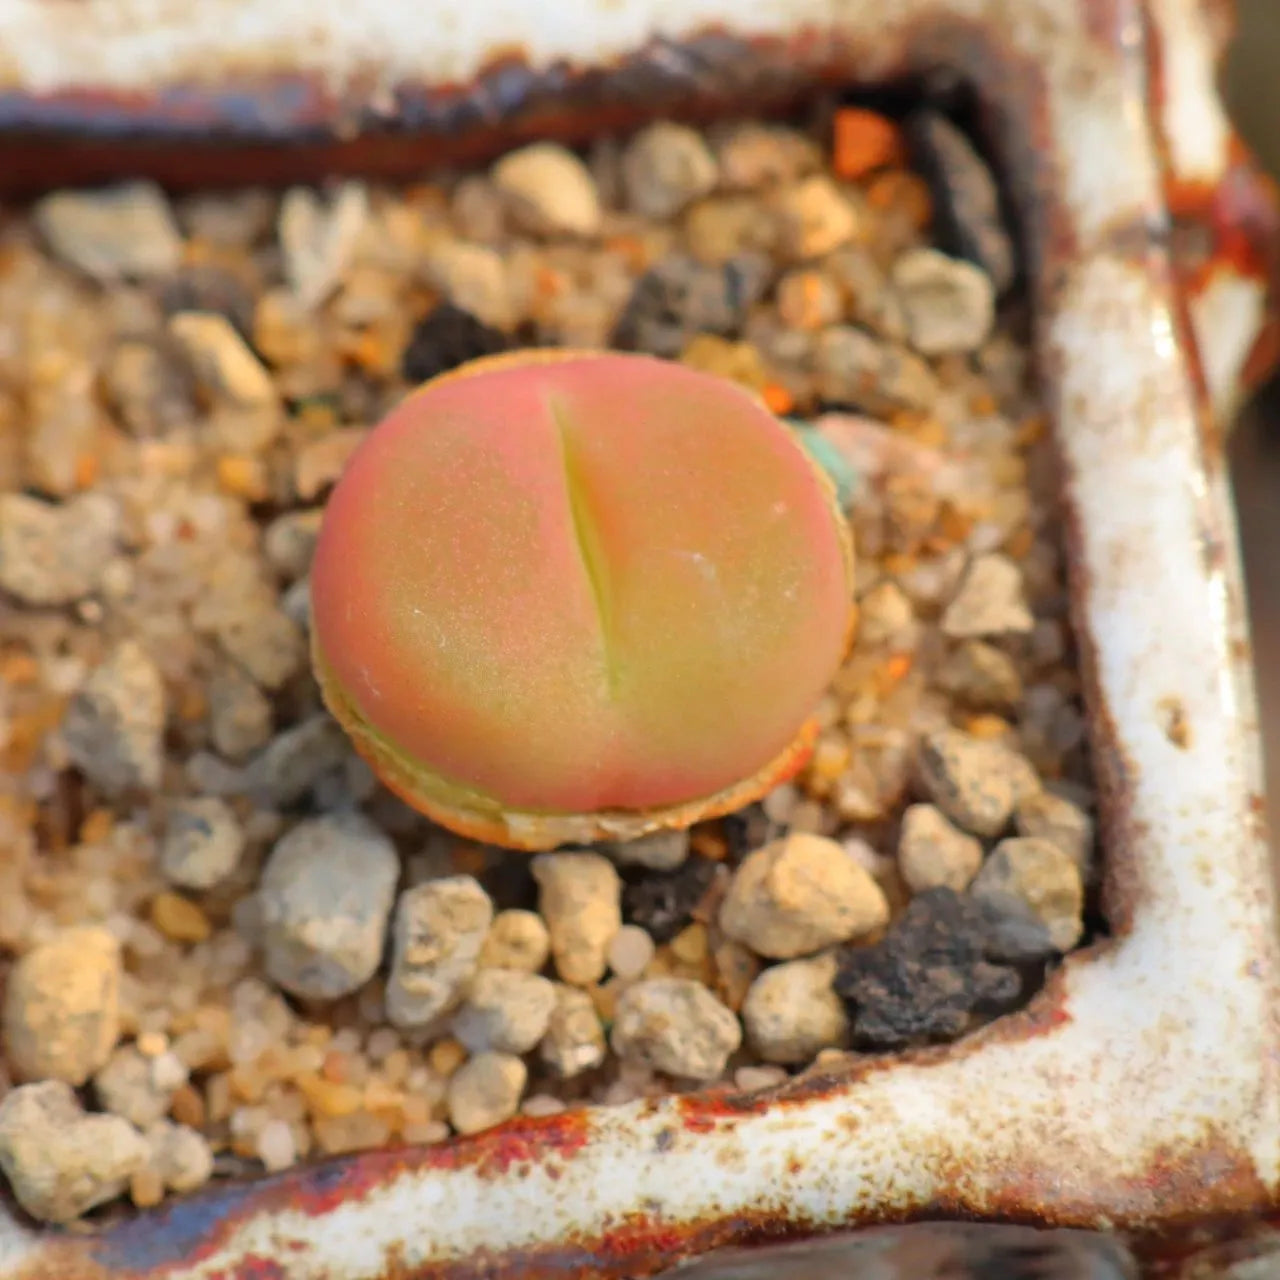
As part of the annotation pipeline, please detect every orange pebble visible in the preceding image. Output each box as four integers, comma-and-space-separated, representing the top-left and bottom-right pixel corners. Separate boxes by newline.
428, 1039, 467, 1078
150, 892, 213, 944
78, 807, 115, 846
297, 1073, 364, 1118
833, 108, 904, 180
217, 454, 269, 502
866, 170, 934, 228
761, 382, 795, 416
965, 714, 1013, 740
74, 452, 99, 490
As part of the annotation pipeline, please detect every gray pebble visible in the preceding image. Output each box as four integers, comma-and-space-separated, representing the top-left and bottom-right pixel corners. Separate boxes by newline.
908, 112, 1016, 294
600, 829, 690, 871
1016, 790, 1095, 877
0, 1081, 148, 1223
208, 663, 274, 762
892, 247, 995, 355
826, 245, 909, 342
257, 813, 400, 1000
386, 877, 494, 1029
917, 728, 1038, 838
63, 642, 166, 797
451, 969, 557, 1054
34, 182, 182, 282
971, 837, 1084, 951
539, 985, 606, 1079
281, 577, 312, 631
813, 325, 939, 414
0, 492, 120, 605
102, 339, 195, 438
937, 641, 1023, 710
622, 121, 719, 219
611, 978, 741, 1081
742, 952, 848, 1065
240, 714, 348, 807
160, 797, 245, 890
263, 509, 324, 580
213, 598, 305, 691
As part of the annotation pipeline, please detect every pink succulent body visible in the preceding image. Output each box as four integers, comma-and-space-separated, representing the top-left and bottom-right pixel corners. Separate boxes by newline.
310, 349, 854, 849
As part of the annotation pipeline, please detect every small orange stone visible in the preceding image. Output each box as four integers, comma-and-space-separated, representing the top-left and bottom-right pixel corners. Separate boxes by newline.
178, 685, 209, 723
130, 1166, 165, 1209
78, 807, 115, 846
0, 650, 39, 686
321, 1050, 350, 1083
965, 714, 1013, 740
968, 390, 998, 417
832, 108, 904, 180
689, 824, 729, 862
1015, 414, 1049, 448
761, 382, 795, 416
1004, 525, 1035, 560
670, 922, 709, 965
866, 170, 934, 228
428, 1038, 467, 1078
73, 452, 99, 490
150, 891, 213, 944
217, 454, 269, 501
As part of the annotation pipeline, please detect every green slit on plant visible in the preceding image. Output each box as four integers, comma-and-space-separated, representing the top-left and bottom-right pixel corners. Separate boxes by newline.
551, 395, 620, 696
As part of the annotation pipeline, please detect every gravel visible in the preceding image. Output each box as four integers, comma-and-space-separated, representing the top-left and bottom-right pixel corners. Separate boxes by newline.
611, 978, 742, 1081
0, 108, 1098, 1218
257, 813, 400, 1000
34, 182, 183, 282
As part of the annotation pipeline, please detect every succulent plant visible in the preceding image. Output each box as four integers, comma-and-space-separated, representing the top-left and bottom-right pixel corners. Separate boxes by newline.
310, 349, 854, 850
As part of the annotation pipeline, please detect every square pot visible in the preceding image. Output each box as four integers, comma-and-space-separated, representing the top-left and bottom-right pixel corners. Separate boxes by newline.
0, 0, 1277, 1275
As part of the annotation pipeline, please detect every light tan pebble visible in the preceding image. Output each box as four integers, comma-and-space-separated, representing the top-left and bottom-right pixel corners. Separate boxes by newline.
857, 580, 916, 648
257, 813, 400, 1001
208, 663, 274, 761
971, 837, 1084, 951
451, 970, 557, 1055
682, 196, 777, 263
145, 1120, 213, 1193
891, 247, 996, 355
160, 797, 245, 890
294, 428, 369, 501
713, 122, 821, 189
446, 1052, 526, 1136
254, 1118, 297, 1173
478, 910, 550, 973
386, 877, 494, 1029
279, 182, 368, 310
103, 338, 194, 438
130, 1163, 165, 1209
773, 176, 861, 258
611, 979, 741, 1081
539, 985, 607, 1079
313, 1111, 392, 1156
599, 829, 690, 871
0, 492, 120, 606
532, 852, 622, 986
491, 142, 602, 238
35, 182, 182, 281
521, 1094, 567, 1118
607, 925, 656, 980
94, 1045, 189, 1128
917, 728, 1037, 838
169, 311, 277, 409
1016, 790, 1095, 876
734, 1065, 789, 1092
450, 175, 506, 241
0, 1081, 148, 1223
402, 1120, 450, 1145
365, 1027, 402, 1062
813, 325, 939, 414
942, 554, 1034, 639
897, 803, 984, 894
741, 953, 847, 1065
3, 926, 121, 1085
761, 781, 800, 826
622, 121, 719, 219
62, 641, 166, 797
938, 640, 1023, 710
426, 240, 514, 330
719, 833, 889, 960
